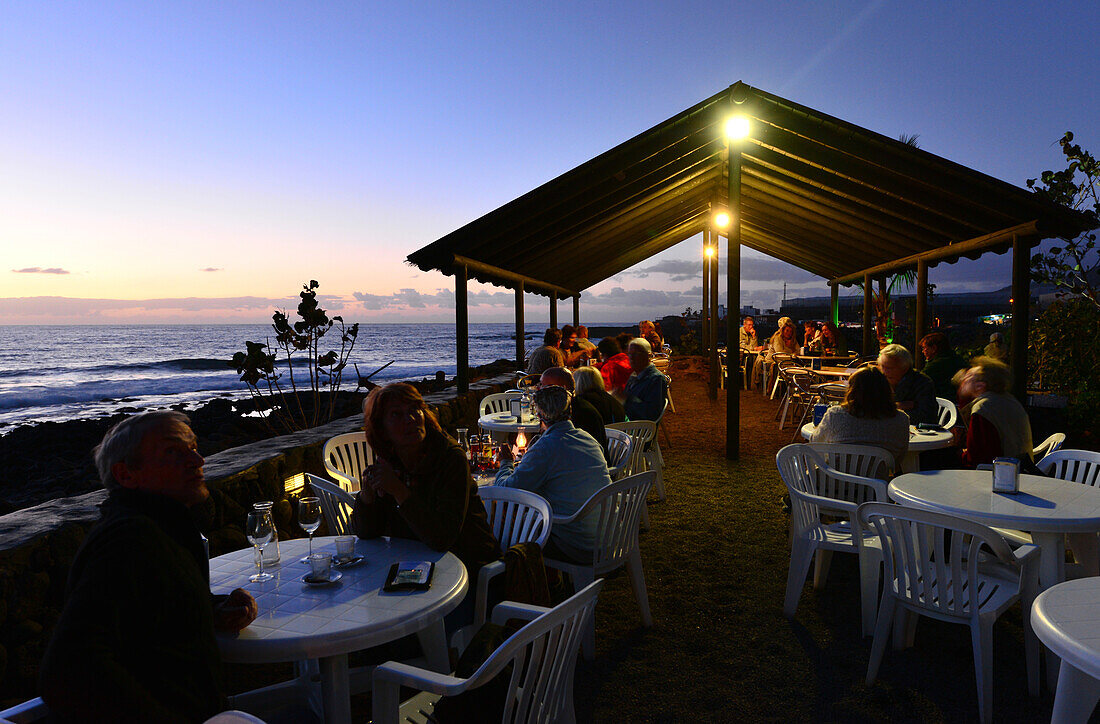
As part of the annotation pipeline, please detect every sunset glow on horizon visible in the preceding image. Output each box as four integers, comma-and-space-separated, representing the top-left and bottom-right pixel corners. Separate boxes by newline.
3, 2, 1098, 325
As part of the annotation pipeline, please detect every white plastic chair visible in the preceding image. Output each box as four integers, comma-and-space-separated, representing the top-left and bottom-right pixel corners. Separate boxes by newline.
322, 432, 375, 493
473, 487, 552, 629
1031, 432, 1066, 463
935, 397, 958, 428
480, 392, 521, 417
606, 421, 661, 529
804, 443, 894, 481
776, 445, 886, 637
859, 502, 1040, 724
304, 473, 356, 536
543, 472, 655, 659
373, 580, 603, 724
605, 427, 634, 480
1039, 449, 1100, 487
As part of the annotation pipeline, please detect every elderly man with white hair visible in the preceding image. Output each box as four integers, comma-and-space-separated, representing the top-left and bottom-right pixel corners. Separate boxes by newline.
40, 411, 257, 723
623, 337, 669, 421
877, 343, 937, 426
494, 385, 611, 562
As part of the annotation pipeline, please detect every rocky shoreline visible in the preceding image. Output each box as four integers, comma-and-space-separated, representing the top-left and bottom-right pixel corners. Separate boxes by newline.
0, 358, 520, 515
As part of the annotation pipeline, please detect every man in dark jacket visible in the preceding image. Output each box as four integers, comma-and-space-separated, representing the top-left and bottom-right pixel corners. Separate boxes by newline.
919, 331, 967, 402
878, 344, 938, 425
40, 411, 256, 723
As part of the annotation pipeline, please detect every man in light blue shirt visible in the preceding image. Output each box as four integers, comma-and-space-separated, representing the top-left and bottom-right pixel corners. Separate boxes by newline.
494, 385, 611, 562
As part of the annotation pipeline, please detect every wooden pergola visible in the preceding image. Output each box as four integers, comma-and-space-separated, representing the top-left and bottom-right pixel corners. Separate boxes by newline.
407, 81, 1087, 460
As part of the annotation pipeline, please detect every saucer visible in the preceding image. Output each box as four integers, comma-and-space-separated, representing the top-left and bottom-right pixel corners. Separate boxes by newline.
492, 413, 515, 422
302, 570, 342, 586
333, 555, 364, 569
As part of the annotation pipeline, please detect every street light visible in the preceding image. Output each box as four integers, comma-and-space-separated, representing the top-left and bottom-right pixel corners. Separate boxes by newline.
724, 115, 750, 141
704, 246, 716, 258
713, 211, 730, 228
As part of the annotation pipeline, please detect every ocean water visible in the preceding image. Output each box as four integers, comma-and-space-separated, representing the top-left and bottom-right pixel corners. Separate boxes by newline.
0, 323, 558, 431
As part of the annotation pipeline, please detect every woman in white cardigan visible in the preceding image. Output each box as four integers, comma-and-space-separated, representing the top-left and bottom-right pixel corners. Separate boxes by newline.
810, 366, 909, 470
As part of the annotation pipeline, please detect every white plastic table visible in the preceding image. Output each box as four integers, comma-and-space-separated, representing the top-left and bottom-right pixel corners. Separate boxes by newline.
210, 536, 467, 724
1032, 577, 1100, 723
800, 423, 954, 473
477, 411, 542, 435
889, 470, 1100, 591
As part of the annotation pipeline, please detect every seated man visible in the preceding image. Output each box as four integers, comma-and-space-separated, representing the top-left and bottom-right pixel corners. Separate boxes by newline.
40, 411, 257, 723
919, 331, 967, 401
597, 337, 632, 398
526, 329, 565, 374
574, 324, 597, 355
541, 366, 608, 458
494, 386, 611, 562
878, 343, 937, 425
623, 337, 670, 421
953, 356, 1034, 468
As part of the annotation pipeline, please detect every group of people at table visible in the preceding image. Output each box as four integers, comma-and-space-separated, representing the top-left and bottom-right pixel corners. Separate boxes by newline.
35, 326, 670, 722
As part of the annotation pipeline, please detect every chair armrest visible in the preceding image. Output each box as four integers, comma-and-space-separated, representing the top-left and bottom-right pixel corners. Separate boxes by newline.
474, 560, 506, 628
0, 697, 47, 724
374, 661, 467, 694
490, 600, 551, 626
1012, 543, 1041, 567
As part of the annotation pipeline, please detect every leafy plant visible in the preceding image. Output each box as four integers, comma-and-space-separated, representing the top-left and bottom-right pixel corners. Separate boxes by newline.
677, 307, 702, 355
857, 271, 916, 347
231, 281, 359, 434
1029, 131, 1100, 308
1029, 297, 1100, 436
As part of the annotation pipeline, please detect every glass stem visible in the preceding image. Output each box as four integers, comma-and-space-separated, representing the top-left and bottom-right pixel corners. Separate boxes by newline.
258, 545, 265, 577
308, 533, 314, 557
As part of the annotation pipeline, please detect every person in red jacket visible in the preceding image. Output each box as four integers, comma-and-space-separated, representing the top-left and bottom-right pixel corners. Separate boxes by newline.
596, 337, 632, 399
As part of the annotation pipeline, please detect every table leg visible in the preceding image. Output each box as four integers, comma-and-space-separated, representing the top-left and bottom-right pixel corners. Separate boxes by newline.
1051, 660, 1100, 724
1033, 532, 1069, 691
900, 452, 919, 474
416, 619, 451, 673
1067, 532, 1100, 578
319, 653, 351, 724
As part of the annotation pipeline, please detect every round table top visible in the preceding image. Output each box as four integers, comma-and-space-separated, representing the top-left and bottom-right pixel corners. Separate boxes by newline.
889, 470, 1100, 533
211, 536, 467, 663
478, 412, 542, 434
800, 422, 954, 452
1032, 577, 1100, 679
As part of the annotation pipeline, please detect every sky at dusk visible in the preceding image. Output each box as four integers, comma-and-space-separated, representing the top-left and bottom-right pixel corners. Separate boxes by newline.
2, 1, 1098, 325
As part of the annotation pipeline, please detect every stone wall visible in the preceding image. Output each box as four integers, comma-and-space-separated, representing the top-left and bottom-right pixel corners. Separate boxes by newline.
0, 374, 517, 706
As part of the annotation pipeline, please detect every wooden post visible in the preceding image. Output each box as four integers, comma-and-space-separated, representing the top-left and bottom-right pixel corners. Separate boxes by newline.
549, 292, 557, 330
1011, 234, 1030, 401
456, 264, 469, 393
830, 283, 839, 327
572, 295, 580, 328
915, 259, 928, 369
710, 230, 719, 400
862, 273, 873, 356
702, 232, 710, 356
726, 148, 742, 460
515, 281, 525, 369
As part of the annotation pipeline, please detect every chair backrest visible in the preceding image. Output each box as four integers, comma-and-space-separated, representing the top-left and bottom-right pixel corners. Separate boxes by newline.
1032, 433, 1066, 462
322, 432, 376, 493
480, 392, 521, 417
935, 397, 958, 428
515, 373, 540, 390
848, 355, 877, 368
776, 445, 888, 536
464, 580, 604, 724
478, 487, 552, 550
859, 501, 1020, 619
772, 353, 796, 368
304, 473, 356, 536
605, 428, 634, 479
569, 472, 655, 572
805, 443, 893, 481
606, 421, 656, 477
1038, 449, 1100, 487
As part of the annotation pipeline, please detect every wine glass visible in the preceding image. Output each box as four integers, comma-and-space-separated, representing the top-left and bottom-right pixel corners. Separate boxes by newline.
246, 510, 275, 583
298, 496, 322, 562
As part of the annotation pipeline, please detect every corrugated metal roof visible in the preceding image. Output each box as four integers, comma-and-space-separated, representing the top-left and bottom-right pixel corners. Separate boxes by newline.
407, 81, 1086, 297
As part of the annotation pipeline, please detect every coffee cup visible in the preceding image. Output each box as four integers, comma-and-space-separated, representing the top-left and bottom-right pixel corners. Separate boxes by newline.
335, 536, 356, 562
308, 552, 333, 580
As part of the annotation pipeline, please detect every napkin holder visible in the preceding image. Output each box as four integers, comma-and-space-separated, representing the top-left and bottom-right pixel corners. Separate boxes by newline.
992, 457, 1020, 494
509, 398, 522, 418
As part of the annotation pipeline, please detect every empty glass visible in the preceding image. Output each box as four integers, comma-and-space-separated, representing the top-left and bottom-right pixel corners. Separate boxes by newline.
298, 496, 321, 562
246, 510, 275, 582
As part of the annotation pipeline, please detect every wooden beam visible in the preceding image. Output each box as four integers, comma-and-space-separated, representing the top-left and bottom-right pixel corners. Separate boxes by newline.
515, 282, 525, 369
830, 222, 1041, 287
572, 295, 580, 328
452, 254, 577, 299
830, 284, 839, 326
862, 273, 873, 356
702, 232, 710, 356
1011, 234, 1029, 401
549, 292, 557, 329
456, 264, 469, 393
915, 259, 928, 369
727, 142, 742, 461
